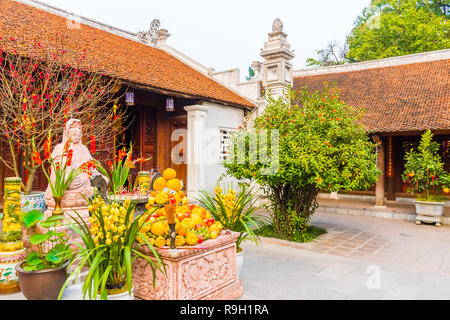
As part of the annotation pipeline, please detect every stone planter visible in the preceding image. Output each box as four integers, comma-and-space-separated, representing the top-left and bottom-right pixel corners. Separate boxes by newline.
16, 261, 69, 300
132, 230, 243, 300
21, 191, 47, 213
414, 200, 445, 226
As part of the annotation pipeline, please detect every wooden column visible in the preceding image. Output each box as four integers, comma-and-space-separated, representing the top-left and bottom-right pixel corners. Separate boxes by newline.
373, 135, 385, 206
386, 136, 396, 201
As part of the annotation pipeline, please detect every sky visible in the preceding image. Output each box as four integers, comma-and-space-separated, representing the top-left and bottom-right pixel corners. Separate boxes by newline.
38, 0, 371, 80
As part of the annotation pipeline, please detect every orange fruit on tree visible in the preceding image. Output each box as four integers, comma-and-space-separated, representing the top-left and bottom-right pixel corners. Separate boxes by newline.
163, 168, 177, 180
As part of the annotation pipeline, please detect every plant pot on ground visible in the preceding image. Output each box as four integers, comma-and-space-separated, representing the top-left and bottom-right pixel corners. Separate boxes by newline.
59, 196, 165, 300
402, 130, 450, 226
18, 209, 72, 300
16, 261, 69, 300
197, 183, 269, 278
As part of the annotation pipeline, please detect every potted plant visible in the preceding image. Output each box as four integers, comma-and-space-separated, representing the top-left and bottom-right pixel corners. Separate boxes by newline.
402, 130, 450, 226
197, 184, 268, 277
94, 143, 150, 198
40, 139, 86, 215
59, 196, 165, 300
16, 209, 72, 300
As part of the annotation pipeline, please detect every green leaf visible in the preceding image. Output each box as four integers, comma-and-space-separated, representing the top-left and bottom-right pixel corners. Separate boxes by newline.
23, 265, 37, 271
46, 244, 69, 264
23, 210, 45, 228
30, 233, 50, 245
40, 215, 65, 228
26, 252, 43, 266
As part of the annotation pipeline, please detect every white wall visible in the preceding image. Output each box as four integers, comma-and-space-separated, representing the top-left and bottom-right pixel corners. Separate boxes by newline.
199, 102, 244, 193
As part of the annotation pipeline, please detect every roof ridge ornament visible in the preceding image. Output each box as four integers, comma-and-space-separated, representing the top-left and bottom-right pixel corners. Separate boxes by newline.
137, 19, 161, 44
272, 18, 283, 33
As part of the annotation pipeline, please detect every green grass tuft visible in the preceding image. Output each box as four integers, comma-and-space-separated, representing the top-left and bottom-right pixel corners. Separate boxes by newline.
254, 224, 327, 243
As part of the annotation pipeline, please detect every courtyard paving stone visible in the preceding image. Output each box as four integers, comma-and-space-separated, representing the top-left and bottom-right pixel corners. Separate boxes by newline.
239, 211, 450, 300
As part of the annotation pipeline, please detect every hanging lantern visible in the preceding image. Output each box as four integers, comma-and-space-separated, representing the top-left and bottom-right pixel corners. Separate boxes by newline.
125, 91, 134, 106
166, 97, 174, 112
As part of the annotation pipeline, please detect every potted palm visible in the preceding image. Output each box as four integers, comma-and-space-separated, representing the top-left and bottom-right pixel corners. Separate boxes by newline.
16, 210, 72, 300
58, 196, 165, 300
198, 184, 268, 277
402, 130, 450, 226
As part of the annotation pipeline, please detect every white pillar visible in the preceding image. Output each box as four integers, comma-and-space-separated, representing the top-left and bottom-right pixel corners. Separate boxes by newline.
184, 105, 209, 199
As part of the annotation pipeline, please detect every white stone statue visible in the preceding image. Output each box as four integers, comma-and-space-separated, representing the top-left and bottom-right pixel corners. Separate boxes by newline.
44, 118, 105, 209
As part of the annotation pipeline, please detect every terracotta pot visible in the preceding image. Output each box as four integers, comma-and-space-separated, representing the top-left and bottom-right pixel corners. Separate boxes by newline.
16, 261, 69, 300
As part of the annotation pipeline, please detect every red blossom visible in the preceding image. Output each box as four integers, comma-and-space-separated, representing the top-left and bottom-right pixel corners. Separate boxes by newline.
117, 149, 126, 161
32, 151, 42, 165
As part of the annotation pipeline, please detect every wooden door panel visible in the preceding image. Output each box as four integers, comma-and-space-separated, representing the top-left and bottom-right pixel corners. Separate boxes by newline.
169, 117, 187, 188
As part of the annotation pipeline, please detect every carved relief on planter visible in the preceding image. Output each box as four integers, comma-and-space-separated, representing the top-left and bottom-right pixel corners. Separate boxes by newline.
179, 246, 236, 300
132, 231, 243, 300
132, 257, 171, 300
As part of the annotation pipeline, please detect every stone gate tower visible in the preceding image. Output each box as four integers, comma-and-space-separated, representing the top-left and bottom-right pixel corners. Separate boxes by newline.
260, 18, 295, 100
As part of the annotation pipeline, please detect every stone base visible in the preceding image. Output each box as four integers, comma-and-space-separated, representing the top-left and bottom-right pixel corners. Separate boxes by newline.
416, 214, 442, 226
132, 231, 243, 300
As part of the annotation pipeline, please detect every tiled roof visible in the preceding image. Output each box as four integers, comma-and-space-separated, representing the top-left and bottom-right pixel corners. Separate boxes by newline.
0, 0, 254, 109
293, 59, 450, 133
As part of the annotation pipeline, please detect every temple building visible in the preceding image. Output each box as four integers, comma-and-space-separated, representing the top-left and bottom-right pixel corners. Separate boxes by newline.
215, 18, 450, 207
0, 0, 255, 198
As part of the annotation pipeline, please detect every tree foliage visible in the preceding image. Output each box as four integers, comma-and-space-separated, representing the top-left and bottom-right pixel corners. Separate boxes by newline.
224, 86, 380, 239
347, 0, 450, 61
307, 0, 449, 65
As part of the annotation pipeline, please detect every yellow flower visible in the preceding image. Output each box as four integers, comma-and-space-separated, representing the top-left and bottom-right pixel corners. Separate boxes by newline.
105, 239, 112, 246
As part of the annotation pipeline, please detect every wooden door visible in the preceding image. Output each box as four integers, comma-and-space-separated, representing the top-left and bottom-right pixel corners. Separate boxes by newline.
169, 116, 187, 188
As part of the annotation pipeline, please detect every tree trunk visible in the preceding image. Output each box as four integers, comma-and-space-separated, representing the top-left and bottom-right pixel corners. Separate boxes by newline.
24, 168, 36, 195
268, 184, 319, 239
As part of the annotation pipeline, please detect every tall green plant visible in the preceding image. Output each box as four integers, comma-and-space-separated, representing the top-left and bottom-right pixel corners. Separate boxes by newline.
402, 130, 450, 201
94, 144, 133, 195
41, 140, 84, 198
58, 196, 165, 300
197, 184, 268, 251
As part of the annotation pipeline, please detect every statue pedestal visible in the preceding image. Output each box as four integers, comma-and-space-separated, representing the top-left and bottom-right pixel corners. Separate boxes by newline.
132, 231, 243, 300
